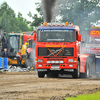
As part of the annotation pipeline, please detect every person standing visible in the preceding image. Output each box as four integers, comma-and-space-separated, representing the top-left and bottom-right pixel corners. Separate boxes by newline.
2, 48, 8, 57
16, 50, 22, 67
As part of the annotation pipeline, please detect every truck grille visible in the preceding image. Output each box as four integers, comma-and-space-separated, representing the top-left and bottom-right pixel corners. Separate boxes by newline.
38, 48, 73, 56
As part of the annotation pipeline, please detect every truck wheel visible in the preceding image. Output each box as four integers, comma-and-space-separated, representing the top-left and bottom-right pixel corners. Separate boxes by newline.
80, 60, 90, 78
72, 61, 80, 78
38, 71, 45, 78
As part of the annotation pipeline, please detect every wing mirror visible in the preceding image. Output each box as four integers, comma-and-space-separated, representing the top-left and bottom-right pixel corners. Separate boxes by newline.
78, 34, 81, 41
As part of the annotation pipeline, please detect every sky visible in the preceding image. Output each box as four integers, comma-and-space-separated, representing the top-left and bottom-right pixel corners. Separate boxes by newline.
0, 0, 41, 21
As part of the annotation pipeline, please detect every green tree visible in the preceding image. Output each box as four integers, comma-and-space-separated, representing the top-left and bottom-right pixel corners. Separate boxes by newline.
27, 0, 100, 35
27, 2, 44, 27
54, 0, 100, 36
0, 2, 19, 33
0, 2, 32, 33
16, 12, 30, 32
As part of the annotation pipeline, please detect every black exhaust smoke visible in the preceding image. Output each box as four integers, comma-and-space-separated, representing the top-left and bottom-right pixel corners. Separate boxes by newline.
42, 0, 56, 22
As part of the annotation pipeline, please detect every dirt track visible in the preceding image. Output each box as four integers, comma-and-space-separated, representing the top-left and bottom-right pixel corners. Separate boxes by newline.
0, 71, 100, 100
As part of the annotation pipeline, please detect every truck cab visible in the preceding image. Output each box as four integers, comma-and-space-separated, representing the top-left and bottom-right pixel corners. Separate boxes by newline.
34, 22, 81, 78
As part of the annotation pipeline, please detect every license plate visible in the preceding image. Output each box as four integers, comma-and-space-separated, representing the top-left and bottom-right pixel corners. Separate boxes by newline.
51, 65, 60, 70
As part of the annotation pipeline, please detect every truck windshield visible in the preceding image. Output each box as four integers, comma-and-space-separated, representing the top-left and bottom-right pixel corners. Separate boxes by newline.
8, 35, 19, 53
38, 30, 75, 42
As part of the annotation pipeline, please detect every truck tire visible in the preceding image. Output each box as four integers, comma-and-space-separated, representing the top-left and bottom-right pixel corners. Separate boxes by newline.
72, 61, 80, 78
38, 71, 45, 78
80, 59, 90, 78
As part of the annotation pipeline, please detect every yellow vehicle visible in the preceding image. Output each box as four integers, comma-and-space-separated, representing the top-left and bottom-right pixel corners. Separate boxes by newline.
7, 33, 26, 65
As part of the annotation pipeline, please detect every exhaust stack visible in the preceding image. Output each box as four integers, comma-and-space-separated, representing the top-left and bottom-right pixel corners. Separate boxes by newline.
41, 0, 56, 22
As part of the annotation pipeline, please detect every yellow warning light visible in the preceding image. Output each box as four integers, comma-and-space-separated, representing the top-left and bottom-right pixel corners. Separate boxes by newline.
12, 32, 14, 34
74, 59, 77, 62
66, 22, 68, 26
23, 32, 25, 35
44, 22, 47, 26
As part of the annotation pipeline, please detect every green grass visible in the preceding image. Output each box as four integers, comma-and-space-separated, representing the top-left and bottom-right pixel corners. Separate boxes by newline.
65, 91, 100, 100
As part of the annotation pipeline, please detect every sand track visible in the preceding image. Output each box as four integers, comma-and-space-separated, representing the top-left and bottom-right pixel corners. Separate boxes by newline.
0, 72, 100, 100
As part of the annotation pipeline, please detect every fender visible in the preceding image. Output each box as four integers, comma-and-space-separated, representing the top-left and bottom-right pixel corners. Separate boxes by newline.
80, 54, 89, 73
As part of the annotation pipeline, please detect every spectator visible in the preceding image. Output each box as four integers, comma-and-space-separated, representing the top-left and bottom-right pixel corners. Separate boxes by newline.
2, 48, 8, 57
16, 50, 22, 67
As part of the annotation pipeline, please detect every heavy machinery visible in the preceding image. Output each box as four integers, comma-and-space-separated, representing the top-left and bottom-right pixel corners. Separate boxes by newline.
80, 26, 100, 77
8, 32, 36, 66
0, 30, 7, 55
7, 32, 25, 65
0, 30, 35, 67
23, 32, 34, 44
33, 22, 81, 78
0, 30, 25, 65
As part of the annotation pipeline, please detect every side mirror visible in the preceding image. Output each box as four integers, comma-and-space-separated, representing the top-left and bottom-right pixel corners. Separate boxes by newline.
78, 34, 81, 41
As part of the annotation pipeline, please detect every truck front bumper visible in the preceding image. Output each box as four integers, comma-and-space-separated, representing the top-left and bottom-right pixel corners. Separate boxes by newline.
36, 63, 77, 70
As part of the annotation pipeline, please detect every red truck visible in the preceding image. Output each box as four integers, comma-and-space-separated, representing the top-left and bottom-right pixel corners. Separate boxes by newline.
33, 22, 81, 78
80, 26, 100, 78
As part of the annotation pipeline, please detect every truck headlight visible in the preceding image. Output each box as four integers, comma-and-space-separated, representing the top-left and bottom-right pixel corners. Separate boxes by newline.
55, 61, 59, 63
59, 61, 64, 63
47, 61, 51, 63
68, 59, 73, 62
38, 65, 42, 67
38, 59, 43, 62
69, 64, 73, 67
51, 61, 55, 63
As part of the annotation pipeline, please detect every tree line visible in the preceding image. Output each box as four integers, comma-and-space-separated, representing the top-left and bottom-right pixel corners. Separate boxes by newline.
0, 0, 100, 37
28, 0, 100, 38
0, 2, 34, 33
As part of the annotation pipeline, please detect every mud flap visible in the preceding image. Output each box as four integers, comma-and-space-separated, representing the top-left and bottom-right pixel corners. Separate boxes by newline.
95, 57, 100, 73
87, 54, 95, 76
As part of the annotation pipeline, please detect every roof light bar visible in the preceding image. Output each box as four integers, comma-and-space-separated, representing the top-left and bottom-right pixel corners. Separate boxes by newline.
12, 32, 14, 34
61, 23, 65, 26
42, 22, 73, 26
44, 22, 47, 26
47, 23, 52, 26
69, 22, 73, 26
66, 22, 68, 26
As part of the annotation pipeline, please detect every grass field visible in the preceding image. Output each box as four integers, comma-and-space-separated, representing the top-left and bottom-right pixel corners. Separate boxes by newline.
65, 91, 100, 100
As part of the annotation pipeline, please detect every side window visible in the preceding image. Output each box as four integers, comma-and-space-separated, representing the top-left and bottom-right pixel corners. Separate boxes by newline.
76, 31, 78, 41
